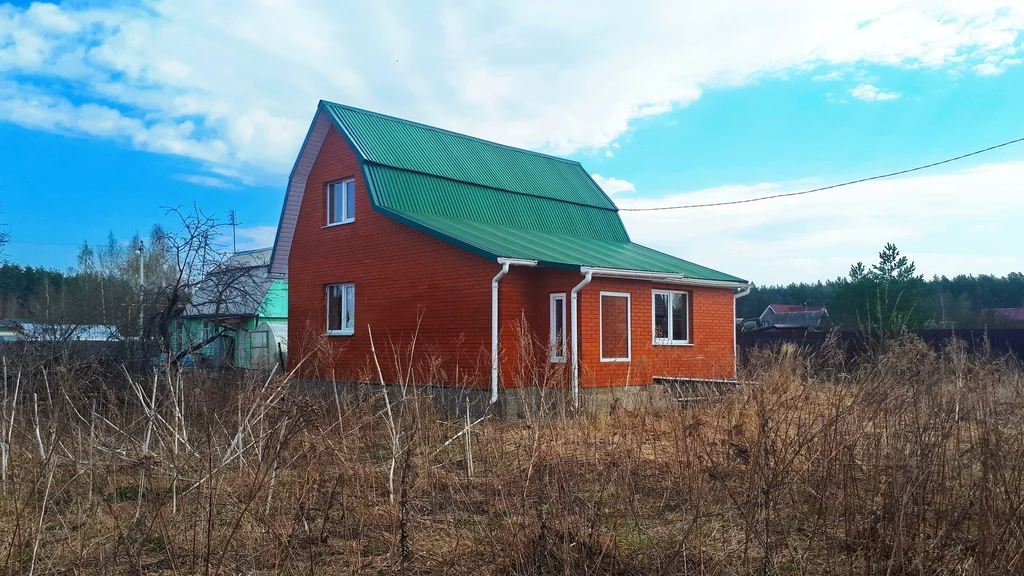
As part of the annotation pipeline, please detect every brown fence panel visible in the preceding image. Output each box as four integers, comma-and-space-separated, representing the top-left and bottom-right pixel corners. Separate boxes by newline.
738, 329, 1024, 363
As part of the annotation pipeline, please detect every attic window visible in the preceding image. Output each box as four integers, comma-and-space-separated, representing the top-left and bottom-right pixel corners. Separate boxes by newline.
653, 290, 690, 345
327, 179, 355, 226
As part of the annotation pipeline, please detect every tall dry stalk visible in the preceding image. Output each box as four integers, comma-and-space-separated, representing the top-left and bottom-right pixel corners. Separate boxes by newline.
0, 336, 1022, 574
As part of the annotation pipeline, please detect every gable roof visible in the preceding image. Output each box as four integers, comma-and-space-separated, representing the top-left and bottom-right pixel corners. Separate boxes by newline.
767, 304, 826, 314
185, 248, 274, 318
767, 311, 828, 329
994, 308, 1024, 322
271, 101, 747, 285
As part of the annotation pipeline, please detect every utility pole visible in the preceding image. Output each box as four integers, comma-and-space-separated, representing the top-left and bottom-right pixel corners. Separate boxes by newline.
136, 239, 145, 336
229, 210, 239, 253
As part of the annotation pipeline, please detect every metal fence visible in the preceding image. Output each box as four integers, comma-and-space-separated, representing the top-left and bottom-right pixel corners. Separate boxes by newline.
738, 329, 1024, 362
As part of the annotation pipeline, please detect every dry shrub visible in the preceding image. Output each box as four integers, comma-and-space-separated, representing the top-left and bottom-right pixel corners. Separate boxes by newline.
1, 334, 1023, 574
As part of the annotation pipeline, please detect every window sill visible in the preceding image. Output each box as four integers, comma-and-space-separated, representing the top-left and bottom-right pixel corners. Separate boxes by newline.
550, 357, 566, 364
322, 220, 354, 229
600, 358, 631, 363
654, 341, 694, 347
325, 330, 354, 337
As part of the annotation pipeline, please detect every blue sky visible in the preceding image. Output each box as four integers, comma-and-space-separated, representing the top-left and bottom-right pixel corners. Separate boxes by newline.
1, 0, 1023, 284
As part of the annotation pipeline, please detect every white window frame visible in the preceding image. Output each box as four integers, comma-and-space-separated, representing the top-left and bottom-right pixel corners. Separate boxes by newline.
652, 289, 691, 346
326, 283, 355, 336
599, 291, 631, 362
325, 178, 356, 227
549, 293, 567, 363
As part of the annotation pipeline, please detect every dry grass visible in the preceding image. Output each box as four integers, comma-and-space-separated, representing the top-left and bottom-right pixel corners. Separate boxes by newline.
1, 335, 1024, 575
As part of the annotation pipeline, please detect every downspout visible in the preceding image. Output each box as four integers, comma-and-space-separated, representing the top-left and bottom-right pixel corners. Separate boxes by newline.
733, 284, 752, 378
490, 261, 511, 404
490, 258, 538, 404
570, 267, 594, 411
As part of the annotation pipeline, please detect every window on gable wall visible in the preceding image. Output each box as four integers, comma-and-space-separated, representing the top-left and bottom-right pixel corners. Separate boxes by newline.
327, 179, 356, 225
326, 283, 355, 335
653, 290, 690, 345
600, 292, 631, 362
549, 293, 566, 362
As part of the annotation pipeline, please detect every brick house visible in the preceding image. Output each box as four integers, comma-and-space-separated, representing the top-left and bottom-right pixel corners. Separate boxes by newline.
269, 101, 750, 407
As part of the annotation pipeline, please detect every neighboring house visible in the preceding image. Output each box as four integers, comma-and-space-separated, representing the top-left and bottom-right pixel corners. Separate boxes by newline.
0, 318, 121, 342
989, 308, 1024, 327
270, 101, 750, 405
749, 304, 828, 331
171, 248, 288, 370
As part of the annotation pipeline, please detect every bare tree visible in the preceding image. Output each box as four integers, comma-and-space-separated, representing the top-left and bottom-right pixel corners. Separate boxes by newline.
146, 205, 268, 365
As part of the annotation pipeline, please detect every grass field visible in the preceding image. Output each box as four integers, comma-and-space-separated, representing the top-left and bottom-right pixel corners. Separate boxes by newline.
1, 335, 1023, 574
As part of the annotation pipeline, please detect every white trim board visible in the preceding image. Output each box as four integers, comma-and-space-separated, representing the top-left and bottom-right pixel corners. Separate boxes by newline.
269, 110, 333, 278
599, 291, 631, 362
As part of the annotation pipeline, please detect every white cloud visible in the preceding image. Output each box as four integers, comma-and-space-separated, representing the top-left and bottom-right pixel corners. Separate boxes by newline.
175, 174, 236, 189
975, 62, 1003, 75
812, 71, 843, 81
615, 162, 1024, 285
592, 174, 636, 195
849, 83, 902, 101
0, 1, 1022, 180
974, 57, 1021, 75
233, 226, 278, 251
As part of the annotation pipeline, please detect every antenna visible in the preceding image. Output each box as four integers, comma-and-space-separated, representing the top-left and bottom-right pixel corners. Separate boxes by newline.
229, 210, 239, 253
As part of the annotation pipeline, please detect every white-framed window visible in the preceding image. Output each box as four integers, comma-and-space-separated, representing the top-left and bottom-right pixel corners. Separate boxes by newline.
549, 293, 567, 362
326, 283, 355, 336
326, 178, 356, 226
600, 291, 631, 362
653, 289, 690, 345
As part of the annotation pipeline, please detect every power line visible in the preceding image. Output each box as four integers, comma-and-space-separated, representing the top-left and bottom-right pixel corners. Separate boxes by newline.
618, 135, 1024, 211
8, 240, 85, 247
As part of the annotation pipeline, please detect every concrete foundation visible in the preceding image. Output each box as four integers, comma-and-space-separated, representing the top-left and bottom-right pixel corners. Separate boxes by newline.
293, 379, 686, 420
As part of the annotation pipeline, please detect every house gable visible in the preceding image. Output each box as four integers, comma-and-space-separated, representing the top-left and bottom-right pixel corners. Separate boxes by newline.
286, 124, 501, 384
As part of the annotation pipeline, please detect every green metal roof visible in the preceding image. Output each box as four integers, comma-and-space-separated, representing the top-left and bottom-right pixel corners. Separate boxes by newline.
363, 165, 628, 242
320, 100, 746, 284
322, 101, 617, 210
380, 210, 746, 282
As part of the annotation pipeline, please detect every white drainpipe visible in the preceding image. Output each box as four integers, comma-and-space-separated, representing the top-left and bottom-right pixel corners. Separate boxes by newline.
733, 284, 752, 377
491, 258, 538, 404
570, 267, 594, 410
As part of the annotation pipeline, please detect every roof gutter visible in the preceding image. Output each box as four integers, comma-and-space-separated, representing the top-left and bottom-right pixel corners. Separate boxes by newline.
491, 257, 538, 404
570, 267, 594, 411
583, 266, 750, 289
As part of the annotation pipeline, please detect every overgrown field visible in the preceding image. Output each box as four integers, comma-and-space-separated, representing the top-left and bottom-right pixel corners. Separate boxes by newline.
1, 337, 1023, 574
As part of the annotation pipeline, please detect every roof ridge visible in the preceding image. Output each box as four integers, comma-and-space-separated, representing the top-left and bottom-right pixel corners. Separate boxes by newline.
320, 100, 586, 167
364, 161, 619, 212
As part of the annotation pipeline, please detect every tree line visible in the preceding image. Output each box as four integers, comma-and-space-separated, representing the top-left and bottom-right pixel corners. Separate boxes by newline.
0, 206, 264, 363
738, 244, 1024, 330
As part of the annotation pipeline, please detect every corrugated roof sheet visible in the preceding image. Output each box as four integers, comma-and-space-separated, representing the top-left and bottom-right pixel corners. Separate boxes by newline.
363, 165, 628, 242
323, 102, 617, 210
380, 210, 745, 281
186, 248, 275, 317
769, 310, 827, 328
318, 100, 747, 284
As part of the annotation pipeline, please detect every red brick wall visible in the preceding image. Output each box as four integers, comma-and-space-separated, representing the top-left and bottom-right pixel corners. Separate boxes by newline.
287, 125, 737, 389
288, 126, 501, 387
493, 271, 738, 388
575, 278, 737, 386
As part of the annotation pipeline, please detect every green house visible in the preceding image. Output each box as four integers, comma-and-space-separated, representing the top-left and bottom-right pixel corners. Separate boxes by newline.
171, 248, 288, 369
